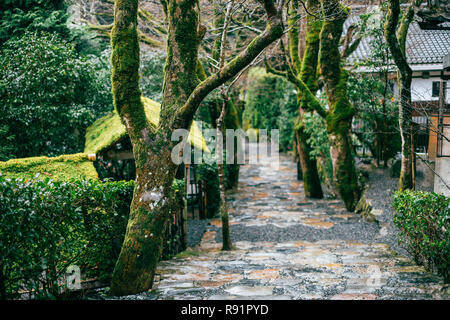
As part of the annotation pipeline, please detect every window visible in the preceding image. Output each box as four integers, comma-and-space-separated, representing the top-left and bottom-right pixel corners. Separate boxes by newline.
387, 80, 394, 94
432, 81, 441, 97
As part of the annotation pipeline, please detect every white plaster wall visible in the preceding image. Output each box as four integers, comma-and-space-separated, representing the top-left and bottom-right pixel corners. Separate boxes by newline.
411, 78, 438, 101
393, 77, 450, 103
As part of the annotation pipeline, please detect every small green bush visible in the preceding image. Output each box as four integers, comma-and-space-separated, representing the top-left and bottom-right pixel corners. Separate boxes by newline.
0, 176, 185, 299
393, 191, 450, 283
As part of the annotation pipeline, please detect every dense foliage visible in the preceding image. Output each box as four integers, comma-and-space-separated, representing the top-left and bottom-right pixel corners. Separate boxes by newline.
243, 67, 297, 152
0, 0, 69, 45
393, 191, 450, 283
0, 176, 185, 299
348, 8, 401, 165
0, 32, 113, 160
348, 73, 401, 163
0, 177, 132, 299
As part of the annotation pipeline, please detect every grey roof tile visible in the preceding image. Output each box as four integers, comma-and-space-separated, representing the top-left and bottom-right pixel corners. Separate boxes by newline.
346, 17, 450, 65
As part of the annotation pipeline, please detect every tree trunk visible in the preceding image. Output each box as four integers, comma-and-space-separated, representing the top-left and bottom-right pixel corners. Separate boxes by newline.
398, 74, 414, 189
110, 150, 178, 295
384, 0, 418, 190
109, 0, 283, 295
296, 111, 323, 198
217, 98, 232, 251
319, 0, 360, 211
290, 0, 323, 198
224, 99, 241, 189
110, 0, 202, 295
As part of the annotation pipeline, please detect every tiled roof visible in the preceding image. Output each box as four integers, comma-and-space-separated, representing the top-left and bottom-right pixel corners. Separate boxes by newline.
346, 16, 450, 65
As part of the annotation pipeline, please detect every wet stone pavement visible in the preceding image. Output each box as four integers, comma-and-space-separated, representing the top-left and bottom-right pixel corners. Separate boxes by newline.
120, 150, 449, 300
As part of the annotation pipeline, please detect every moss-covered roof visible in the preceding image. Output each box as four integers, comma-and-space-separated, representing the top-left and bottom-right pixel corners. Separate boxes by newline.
0, 153, 98, 181
84, 97, 209, 154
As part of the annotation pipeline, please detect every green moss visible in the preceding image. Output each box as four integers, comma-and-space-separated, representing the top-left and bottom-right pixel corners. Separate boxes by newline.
84, 96, 208, 154
163, 0, 201, 109
319, 0, 360, 211
288, 0, 323, 199
288, 0, 302, 71
110, 0, 147, 144
325, 70, 355, 134
0, 153, 98, 181
174, 249, 201, 259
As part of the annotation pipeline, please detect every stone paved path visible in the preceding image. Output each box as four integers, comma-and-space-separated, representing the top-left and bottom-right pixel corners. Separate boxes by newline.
148, 150, 449, 300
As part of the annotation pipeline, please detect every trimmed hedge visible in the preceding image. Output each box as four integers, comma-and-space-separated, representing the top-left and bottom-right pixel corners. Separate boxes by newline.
393, 191, 450, 283
0, 176, 184, 299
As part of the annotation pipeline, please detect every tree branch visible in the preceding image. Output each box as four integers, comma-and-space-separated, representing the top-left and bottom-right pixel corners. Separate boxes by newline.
85, 20, 164, 47
397, 0, 422, 54
176, 0, 283, 120
384, 0, 412, 77
265, 57, 327, 118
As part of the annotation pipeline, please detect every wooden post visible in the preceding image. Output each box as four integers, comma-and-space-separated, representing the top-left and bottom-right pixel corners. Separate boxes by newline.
183, 164, 188, 247
438, 78, 446, 156
295, 139, 303, 181
411, 122, 416, 190
198, 180, 206, 219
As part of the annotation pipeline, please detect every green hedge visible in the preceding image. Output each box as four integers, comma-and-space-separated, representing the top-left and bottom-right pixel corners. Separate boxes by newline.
393, 191, 450, 283
195, 150, 238, 219
0, 176, 184, 299
196, 162, 220, 218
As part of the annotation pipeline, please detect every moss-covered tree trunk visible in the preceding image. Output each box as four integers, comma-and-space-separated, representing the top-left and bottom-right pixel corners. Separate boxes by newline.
264, 0, 323, 198
292, 0, 323, 199
319, 0, 360, 211
110, 0, 283, 295
109, 0, 201, 295
384, 0, 419, 190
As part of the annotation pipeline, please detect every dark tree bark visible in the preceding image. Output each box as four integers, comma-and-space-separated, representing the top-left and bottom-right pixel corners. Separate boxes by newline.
216, 0, 233, 251
293, 0, 323, 199
110, 0, 283, 296
217, 97, 232, 251
266, 0, 362, 211
319, 0, 360, 211
384, 0, 420, 190
267, 0, 324, 199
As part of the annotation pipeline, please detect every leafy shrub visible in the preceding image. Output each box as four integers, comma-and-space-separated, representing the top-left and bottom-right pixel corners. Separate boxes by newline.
0, 176, 132, 299
0, 176, 185, 299
195, 128, 241, 218
0, 32, 113, 160
393, 191, 450, 283
196, 161, 221, 219
347, 10, 401, 165
303, 111, 333, 188
0, 0, 69, 45
348, 74, 401, 163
